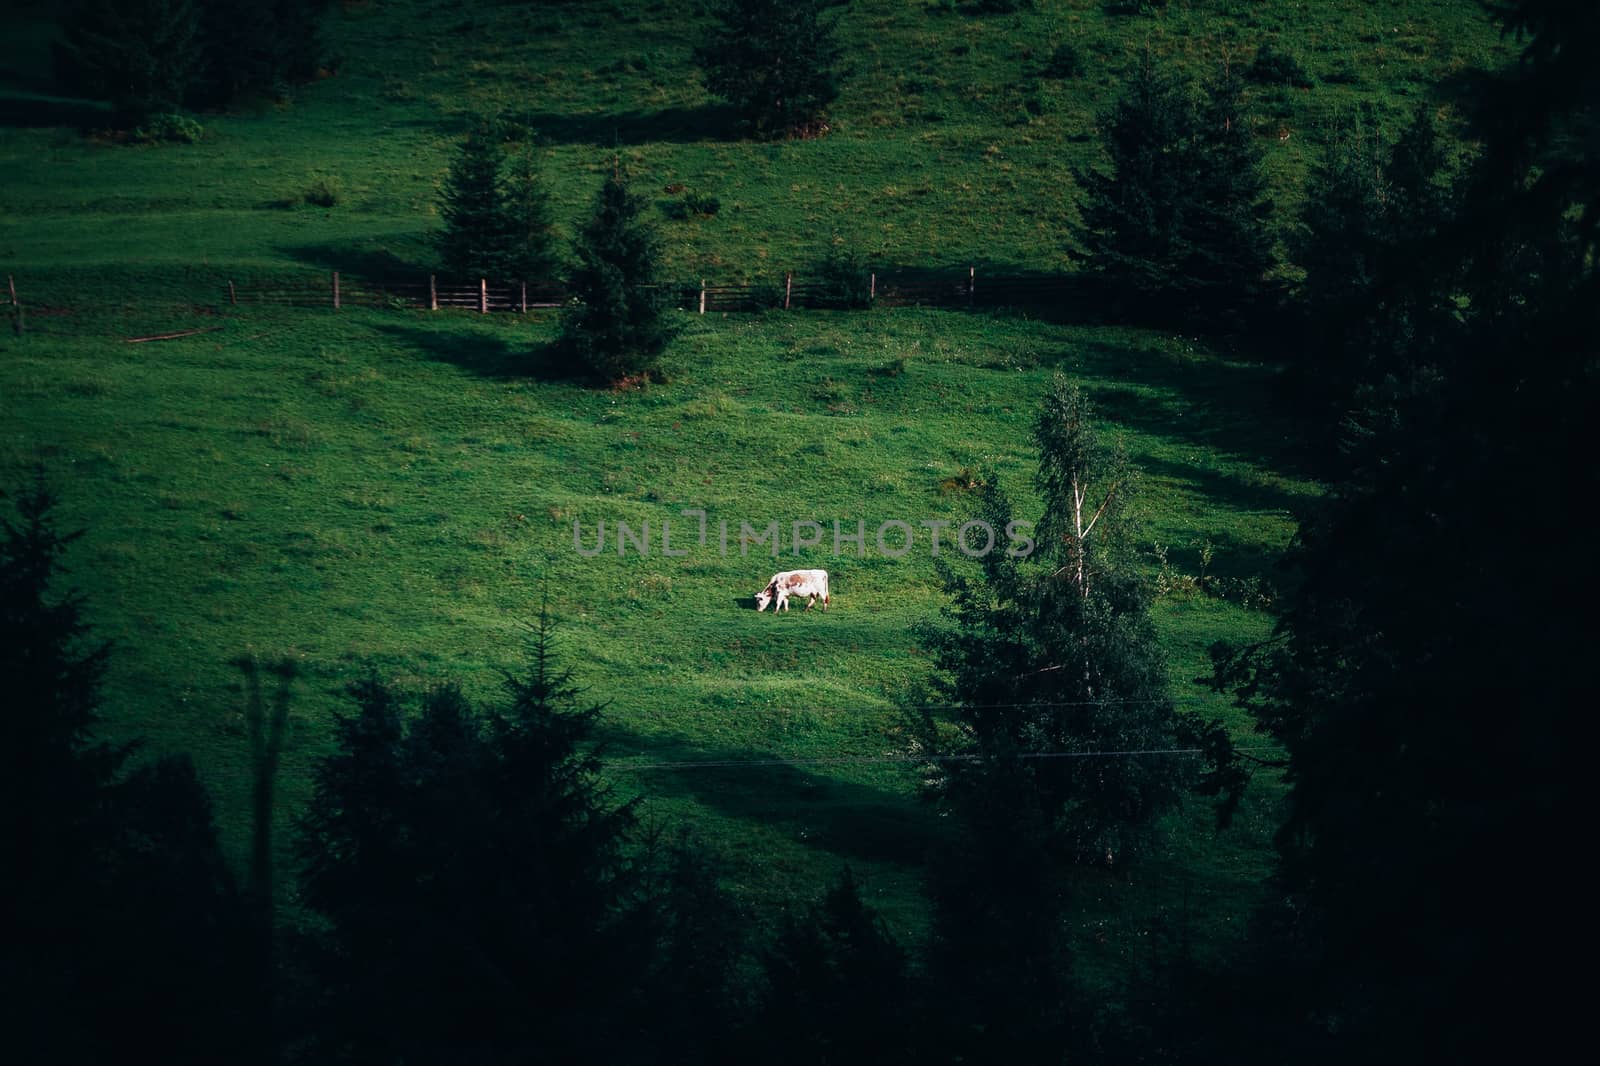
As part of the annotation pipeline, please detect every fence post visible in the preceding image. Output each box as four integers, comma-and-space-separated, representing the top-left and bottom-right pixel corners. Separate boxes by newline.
520, 281, 527, 314
968, 265, 975, 309
429, 274, 438, 311
228, 280, 236, 306
869, 272, 876, 303
332, 271, 340, 310
699, 279, 706, 315
7, 274, 18, 336
480, 279, 488, 314
6, 274, 15, 307
784, 272, 793, 310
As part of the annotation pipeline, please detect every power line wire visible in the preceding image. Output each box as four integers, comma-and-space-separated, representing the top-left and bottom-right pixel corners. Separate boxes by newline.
618, 745, 1282, 772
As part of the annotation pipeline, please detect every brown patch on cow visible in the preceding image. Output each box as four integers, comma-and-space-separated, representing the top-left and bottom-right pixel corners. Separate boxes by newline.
785, 574, 808, 589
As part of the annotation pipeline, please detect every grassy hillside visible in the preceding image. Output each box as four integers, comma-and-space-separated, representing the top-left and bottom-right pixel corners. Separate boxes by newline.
2, 0, 1508, 283
0, 0, 1510, 960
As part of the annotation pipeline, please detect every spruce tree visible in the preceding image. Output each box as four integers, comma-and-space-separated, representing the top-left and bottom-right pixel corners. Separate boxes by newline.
560, 173, 676, 383
2, 473, 259, 1064
917, 376, 1216, 865
1212, 4, 1598, 1059
1075, 53, 1274, 324
438, 132, 509, 280
295, 612, 659, 1062
500, 148, 559, 286
754, 869, 913, 1064
695, 0, 844, 137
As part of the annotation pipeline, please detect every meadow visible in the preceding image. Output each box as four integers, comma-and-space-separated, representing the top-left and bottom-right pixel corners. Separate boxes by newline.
0, 0, 1509, 962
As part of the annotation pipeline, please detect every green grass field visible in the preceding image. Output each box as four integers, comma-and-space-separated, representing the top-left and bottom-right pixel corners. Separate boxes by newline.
0, 0, 1510, 962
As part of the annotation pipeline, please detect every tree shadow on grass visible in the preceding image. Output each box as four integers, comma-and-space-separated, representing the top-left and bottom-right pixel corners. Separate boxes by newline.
281, 240, 431, 284
371, 321, 530, 380
371, 321, 580, 383
1077, 349, 1315, 481
1135, 454, 1315, 520
596, 725, 940, 870
0, 91, 113, 128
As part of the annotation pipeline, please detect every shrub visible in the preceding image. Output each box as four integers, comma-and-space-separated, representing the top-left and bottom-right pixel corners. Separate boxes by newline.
304, 173, 342, 207
811, 239, 872, 309
131, 112, 203, 144
1247, 42, 1314, 87
1042, 42, 1084, 79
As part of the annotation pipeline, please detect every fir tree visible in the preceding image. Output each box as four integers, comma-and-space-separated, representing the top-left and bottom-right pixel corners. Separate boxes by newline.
754, 869, 913, 1064
438, 132, 509, 279
1, 472, 259, 1064
917, 377, 1220, 865
560, 173, 676, 383
1075, 53, 1274, 324
1212, 4, 1598, 1059
295, 611, 660, 1062
695, 0, 844, 137
500, 148, 559, 285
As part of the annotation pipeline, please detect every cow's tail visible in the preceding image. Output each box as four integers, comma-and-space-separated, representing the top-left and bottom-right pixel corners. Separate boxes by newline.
824, 575, 831, 611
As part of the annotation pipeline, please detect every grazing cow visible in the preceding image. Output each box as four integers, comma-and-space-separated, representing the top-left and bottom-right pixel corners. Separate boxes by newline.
754, 569, 830, 613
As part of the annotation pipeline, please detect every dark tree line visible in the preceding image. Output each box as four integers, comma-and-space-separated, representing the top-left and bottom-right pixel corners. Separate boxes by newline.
54, 0, 333, 122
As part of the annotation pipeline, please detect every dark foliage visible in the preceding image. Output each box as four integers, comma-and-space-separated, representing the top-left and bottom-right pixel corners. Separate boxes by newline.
1042, 41, 1085, 79
695, 0, 844, 137
753, 869, 915, 1064
54, 0, 202, 123
917, 377, 1229, 865
559, 174, 677, 382
54, 0, 332, 122
439, 134, 506, 277
1246, 42, 1313, 88
295, 618, 655, 1062
1212, 3, 1599, 1059
1, 472, 261, 1064
1288, 106, 1457, 440
1075, 54, 1275, 326
810, 238, 873, 309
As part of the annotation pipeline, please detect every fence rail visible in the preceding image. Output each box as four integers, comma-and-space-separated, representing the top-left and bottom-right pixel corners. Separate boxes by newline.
5, 268, 1101, 329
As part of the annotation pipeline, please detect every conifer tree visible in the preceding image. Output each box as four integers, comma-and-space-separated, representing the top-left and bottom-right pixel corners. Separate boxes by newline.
1075, 53, 1274, 324
438, 132, 509, 279
295, 612, 659, 1062
560, 173, 676, 383
917, 376, 1220, 865
2, 473, 259, 1064
755, 869, 913, 1064
1212, 4, 1598, 1059
695, 0, 844, 137
500, 149, 559, 286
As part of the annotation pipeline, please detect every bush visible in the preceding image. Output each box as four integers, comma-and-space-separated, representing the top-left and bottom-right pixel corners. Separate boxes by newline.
1247, 42, 1314, 87
131, 113, 203, 144
304, 173, 342, 207
811, 239, 872, 309
1041, 42, 1084, 79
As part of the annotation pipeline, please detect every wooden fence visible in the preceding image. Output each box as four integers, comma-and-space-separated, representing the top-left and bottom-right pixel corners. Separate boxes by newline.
6, 268, 1100, 324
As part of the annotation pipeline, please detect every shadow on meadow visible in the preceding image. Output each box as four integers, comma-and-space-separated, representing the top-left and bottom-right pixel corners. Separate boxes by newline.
371, 321, 539, 379
282, 240, 429, 283
1078, 351, 1312, 480
601, 726, 938, 869
1136, 454, 1313, 520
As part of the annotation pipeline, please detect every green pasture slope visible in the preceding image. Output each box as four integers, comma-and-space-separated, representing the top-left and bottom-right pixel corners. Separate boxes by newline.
1, 0, 1506, 959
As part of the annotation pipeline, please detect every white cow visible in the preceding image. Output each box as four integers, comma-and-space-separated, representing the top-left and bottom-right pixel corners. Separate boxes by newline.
755, 569, 830, 612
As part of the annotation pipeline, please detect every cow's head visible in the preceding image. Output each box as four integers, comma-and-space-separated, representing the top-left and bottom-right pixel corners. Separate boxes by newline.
754, 583, 775, 611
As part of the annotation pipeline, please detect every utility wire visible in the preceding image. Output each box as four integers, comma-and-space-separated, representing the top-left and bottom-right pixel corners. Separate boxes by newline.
618, 745, 1282, 772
